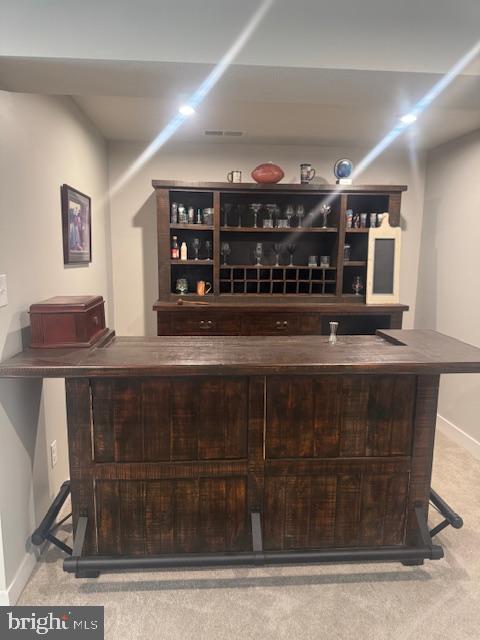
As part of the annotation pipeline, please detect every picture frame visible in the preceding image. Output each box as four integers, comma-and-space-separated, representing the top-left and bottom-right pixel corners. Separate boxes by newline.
366, 213, 401, 304
61, 184, 91, 265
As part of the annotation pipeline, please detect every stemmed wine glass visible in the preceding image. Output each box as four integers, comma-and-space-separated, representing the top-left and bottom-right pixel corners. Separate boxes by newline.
319, 203, 331, 229
352, 275, 364, 296
273, 243, 282, 266
285, 204, 294, 228
205, 240, 212, 260
221, 241, 231, 265
296, 204, 305, 228
222, 203, 233, 227
254, 242, 263, 265
237, 203, 246, 228
250, 203, 262, 229
286, 243, 296, 266
192, 238, 200, 260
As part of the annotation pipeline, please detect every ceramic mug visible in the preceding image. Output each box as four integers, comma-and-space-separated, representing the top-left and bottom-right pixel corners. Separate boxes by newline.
300, 163, 316, 184
227, 170, 242, 183
196, 280, 212, 296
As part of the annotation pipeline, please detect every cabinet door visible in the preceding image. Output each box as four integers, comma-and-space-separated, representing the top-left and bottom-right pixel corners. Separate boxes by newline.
263, 471, 409, 549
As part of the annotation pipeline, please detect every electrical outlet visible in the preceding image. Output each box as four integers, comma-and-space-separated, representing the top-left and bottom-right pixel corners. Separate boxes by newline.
50, 440, 58, 467
0, 274, 7, 307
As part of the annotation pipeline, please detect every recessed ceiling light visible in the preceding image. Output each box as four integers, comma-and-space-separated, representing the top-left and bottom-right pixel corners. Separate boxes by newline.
400, 113, 417, 125
179, 104, 195, 116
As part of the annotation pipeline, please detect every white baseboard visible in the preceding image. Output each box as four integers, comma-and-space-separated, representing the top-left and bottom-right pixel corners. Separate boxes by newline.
0, 551, 38, 605
437, 413, 480, 461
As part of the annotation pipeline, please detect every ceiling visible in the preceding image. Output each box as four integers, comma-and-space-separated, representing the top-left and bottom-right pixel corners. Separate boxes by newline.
0, 0, 479, 150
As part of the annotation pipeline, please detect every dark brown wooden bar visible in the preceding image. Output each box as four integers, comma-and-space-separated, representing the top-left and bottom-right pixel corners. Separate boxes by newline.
1, 329, 479, 577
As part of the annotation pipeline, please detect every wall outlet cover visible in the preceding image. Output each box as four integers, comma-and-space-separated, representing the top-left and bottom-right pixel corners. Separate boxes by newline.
50, 440, 58, 467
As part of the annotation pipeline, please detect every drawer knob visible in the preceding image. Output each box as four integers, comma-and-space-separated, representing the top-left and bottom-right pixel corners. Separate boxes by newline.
199, 320, 213, 330
276, 320, 289, 329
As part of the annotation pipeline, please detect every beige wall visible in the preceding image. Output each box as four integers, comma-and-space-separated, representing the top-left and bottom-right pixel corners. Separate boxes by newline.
108, 140, 426, 335
416, 130, 480, 452
0, 91, 113, 601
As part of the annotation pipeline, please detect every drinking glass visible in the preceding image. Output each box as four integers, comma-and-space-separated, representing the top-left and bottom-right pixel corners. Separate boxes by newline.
192, 238, 200, 260
265, 204, 276, 228
296, 204, 305, 228
254, 242, 263, 265
352, 275, 364, 296
285, 205, 294, 228
319, 204, 331, 229
287, 243, 296, 266
237, 203, 246, 228
250, 203, 262, 228
221, 241, 231, 265
273, 243, 282, 266
204, 240, 212, 260
222, 203, 233, 227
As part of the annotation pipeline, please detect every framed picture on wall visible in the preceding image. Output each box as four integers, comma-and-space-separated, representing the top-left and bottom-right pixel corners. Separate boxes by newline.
61, 184, 92, 265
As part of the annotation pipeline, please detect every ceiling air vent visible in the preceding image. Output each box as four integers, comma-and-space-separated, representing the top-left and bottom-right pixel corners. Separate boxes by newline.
204, 130, 245, 137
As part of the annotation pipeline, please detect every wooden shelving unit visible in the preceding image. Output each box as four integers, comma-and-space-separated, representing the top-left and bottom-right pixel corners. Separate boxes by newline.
155, 180, 406, 301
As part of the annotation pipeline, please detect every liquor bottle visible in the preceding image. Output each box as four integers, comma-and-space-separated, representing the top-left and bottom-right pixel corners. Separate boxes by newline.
171, 236, 179, 259
180, 241, 188, 260
196, 208, 203, 224
187, 206, 195, 224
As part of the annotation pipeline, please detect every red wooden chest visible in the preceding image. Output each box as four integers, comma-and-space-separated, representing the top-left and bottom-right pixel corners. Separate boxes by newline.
29, 295, 108, 348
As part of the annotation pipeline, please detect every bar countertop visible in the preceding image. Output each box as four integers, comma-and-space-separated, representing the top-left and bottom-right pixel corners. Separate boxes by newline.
1, 330, 480, 378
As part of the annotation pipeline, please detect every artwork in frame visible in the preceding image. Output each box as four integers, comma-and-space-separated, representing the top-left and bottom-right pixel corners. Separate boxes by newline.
61, 184, 92, 264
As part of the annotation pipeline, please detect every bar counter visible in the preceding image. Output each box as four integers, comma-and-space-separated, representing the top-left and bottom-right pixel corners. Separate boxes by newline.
1, 329, 479, 576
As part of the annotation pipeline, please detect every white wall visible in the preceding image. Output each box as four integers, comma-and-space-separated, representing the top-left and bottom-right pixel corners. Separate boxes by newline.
416, 130, 480, 455
0, 91, 113, 603
108, 140, 426, 336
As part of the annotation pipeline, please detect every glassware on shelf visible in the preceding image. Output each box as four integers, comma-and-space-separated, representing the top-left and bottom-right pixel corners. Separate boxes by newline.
264, 204, 277, 228
203, 208, 214, 225
204, 240, 212, 260
222, 203, 233, 227
344, 244, 351, 261
237, 203, 246, 228
320, 255, 330, 268
177, 203, 187, 223
192, 238, 201, 260
319, 203, 331, 228
175, 278, 188, 295
352, 275, 364, 296
308, 255, 318, 267
249, 203, 262, 228
285, 204, 294, 228
273, 243, 282, 266
296, 204, 305, 228
286, 243, 296, 266
221, 241, 231, 265
254, 242, 263, 265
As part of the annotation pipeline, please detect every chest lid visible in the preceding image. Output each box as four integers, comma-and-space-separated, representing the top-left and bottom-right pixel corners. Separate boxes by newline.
30, 295, 104, 313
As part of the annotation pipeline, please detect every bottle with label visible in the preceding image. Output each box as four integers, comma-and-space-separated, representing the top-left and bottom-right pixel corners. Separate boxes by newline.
187, 206, 195, 224
171, 202, 178, 224
180, 241, 188, 260
171, 236, 179, 259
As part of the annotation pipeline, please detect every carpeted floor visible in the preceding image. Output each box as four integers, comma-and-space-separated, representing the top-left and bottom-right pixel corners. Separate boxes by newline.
18, 431, 480, 640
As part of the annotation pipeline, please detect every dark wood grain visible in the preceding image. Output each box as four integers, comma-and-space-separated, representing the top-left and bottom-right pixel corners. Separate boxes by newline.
3, 331, 480, 378
152, 180, 408, 193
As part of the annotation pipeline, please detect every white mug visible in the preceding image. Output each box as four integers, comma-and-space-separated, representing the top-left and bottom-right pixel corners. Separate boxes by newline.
227, 170, 242, 183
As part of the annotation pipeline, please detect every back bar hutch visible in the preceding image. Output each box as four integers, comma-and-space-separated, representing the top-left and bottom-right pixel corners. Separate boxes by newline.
152, 181, 408, 335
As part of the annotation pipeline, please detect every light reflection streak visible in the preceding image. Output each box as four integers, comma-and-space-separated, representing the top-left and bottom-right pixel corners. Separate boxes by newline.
108, 0, 274, 200
285, 37, 480, 243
